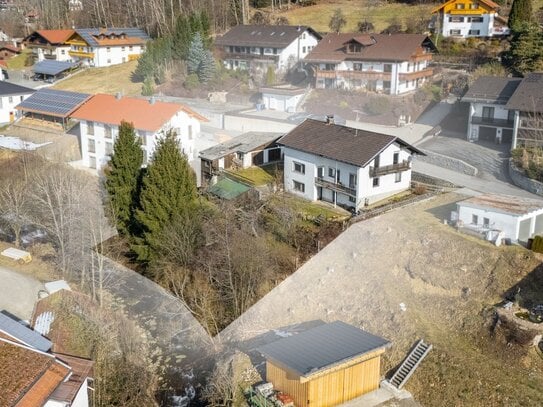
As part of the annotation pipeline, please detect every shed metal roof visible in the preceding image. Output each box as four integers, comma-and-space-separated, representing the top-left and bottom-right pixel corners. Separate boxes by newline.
208, 177, 251, 200
0, 312, 52, 352
458, 193, 543, 216
462, 76, 521, 105
200, 132, 283, 161
33, 60, 78, 76
0, 81, 35, 96
258, 321, 390, 379
16, 88, 91, 118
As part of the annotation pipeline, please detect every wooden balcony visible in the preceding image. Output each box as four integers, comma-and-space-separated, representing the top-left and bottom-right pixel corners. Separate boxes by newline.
399, 68, 434, 81
315, 69, 392, 81
222, 51, 279, 60
69, 50, 94, 59
315, 177, 357, 197
370, 161, 410, 177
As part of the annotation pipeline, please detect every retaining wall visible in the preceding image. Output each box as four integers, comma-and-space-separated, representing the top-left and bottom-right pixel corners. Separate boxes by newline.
416, 150, 478, 176
508, 159, 543, 196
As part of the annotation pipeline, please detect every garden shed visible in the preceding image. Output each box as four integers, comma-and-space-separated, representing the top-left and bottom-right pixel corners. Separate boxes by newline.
258, 321, 391, 407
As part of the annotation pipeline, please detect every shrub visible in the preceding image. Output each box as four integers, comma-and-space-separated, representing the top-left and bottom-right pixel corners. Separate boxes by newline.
364, 96, 390, 115
430, 85, 443, 102
413, 184, 427, 195
532, 235, 543, 253
184, 73, 200, 90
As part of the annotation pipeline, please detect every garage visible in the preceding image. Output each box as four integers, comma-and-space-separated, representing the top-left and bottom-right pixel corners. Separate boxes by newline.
478, 126, 497, 142
501, 129, 513, 143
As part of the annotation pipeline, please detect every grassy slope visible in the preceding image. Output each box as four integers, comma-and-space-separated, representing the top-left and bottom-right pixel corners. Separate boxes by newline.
52, 60, 142, 96
270, 0, 435, 33
6, 49, 32, 70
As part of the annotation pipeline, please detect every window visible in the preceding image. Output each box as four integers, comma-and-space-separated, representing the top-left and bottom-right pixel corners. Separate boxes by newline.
353, 63, 363, 71
449, 16, 464, 22
237, 152, 244, 160
302, 46, 306, 53
393, 152, 399, 164
395, 172, 402, 183
105, 141, 113, 155
374, 154, 380, 168
472, 214, 478, 224
89, 156, 96, 169
508, 110, 515, 122
449, 29, 461, 36
61, 49, 65, 55
455, 3, 465, 9
302, 33, 306, 39
293, 181, 305, 193
349, 196, 356, 203
188, 125, 193, 140
317, 166, 324, 178
138, 131, 146, 145
121, 46, 125, 51
470, 2, 479, 9
87, 121, 94, 136
142, 149, 148, 165
20, 96, 24, 102
482, 106, 495, 120
293, 161, 305, 174
373, 177, 380, 187
468, 16, 483, 22
349, 173, 357, 189
88, 138, 95, 153
104, 125, 112, 139
384, 64, 392, 73
483, 217, 490, 227
328, 167, 336, 178
107, 46, 111, 52
107, 59, 111, 64
8, 96, 12, 103
468, 29, 480, 35
129, 46, 133, 51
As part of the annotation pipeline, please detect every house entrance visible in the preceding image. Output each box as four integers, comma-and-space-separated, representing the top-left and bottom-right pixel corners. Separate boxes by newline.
478, 126, 497, 142
502, 129, 513, 143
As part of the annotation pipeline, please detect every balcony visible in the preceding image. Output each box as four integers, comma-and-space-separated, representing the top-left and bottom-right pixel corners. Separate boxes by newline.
68, 50, 94, 59
222, 51, 279, 60
315, 69, 392, 81
369, 161, 411, 177
471, 116, 514, 128
399, 68, 434, 81
315, 177, 356, 197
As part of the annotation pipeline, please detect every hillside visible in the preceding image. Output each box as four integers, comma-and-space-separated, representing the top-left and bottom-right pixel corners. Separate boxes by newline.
221, 192, 543, 406
267, 0, 435, 33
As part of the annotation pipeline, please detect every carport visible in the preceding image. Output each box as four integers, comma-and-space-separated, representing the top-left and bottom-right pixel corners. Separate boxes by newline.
32, 60, 79, 83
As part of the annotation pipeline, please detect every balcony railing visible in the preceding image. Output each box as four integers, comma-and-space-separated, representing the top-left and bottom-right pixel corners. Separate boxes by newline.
398, 68, 434, 81
68, 50, 94, 58
315, 177, 357, 197
471, 116, 514, 128
370, 160, 410, 177
315, 69, 392, 81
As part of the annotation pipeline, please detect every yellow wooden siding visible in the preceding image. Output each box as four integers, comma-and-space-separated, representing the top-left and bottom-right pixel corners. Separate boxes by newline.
342, 356, 381, 400
266, 361, 309, 407
444, 0, 496, 14
308, 369, 345, 407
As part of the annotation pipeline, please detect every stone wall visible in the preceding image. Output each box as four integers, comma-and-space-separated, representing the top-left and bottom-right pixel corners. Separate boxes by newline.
416, 149, 478, 176
508, 158, 543, 196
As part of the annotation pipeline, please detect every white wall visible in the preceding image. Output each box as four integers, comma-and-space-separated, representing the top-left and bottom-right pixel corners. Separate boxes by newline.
262, 92, 304, 112
0, 93, 32, 123
442, 13, 493, 37
467, 102, 512, 142
283, 142, 413, 210
71, 44, 143, 67
278, 29, 319, 71
457, 205, 519, 240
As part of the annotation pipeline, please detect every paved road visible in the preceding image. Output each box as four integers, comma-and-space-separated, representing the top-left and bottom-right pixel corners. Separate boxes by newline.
0, 266, 44, 321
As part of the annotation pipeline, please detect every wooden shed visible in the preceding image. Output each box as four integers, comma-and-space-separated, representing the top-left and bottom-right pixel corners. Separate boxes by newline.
258, 321, 391, 407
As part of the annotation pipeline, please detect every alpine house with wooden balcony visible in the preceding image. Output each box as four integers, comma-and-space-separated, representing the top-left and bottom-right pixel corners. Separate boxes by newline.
23, 29, 75, 62
304, 33, 436, 95
278, 118, 424, 211
66, 27, 150, 67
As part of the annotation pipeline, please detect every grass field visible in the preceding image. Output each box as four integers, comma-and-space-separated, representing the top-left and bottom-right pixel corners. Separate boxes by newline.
271, 0, 435, 33
52, 60, 142, 96
7, 49, 32, 70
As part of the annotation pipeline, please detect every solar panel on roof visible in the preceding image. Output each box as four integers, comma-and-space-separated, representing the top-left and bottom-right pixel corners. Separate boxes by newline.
0, 312, 52, 352
33, 60, 78, 76
75, 27, 150, 46
17, 88, 90, 117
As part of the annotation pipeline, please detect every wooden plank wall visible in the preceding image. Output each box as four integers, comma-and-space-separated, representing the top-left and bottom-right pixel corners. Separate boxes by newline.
266, 361, 309, 407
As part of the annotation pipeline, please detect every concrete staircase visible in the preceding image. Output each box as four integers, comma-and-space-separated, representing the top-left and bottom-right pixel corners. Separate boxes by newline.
389, 339, 432, 389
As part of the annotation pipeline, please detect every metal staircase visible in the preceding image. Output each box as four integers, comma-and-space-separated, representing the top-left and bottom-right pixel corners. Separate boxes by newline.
389, 339, 432, 389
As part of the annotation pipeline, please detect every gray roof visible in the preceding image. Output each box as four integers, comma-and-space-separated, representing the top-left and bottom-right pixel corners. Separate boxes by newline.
458, 193, 543, 216
215, 25, 321, 48
505, 72, 543, 113
278, 119, 424, 168
462, 76, 521, 105
0, 312, 52, 352
16, 88, 91, 118
75, 27, 150, 47
33, 60, 78, 76
258, 321, 390, 378
200, 132, 283, 161
0, 81, 35, 96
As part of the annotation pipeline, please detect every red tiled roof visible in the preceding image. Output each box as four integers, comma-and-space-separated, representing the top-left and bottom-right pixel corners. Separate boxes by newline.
50, 354, 93, 403
0, 44, 20, 53
305, 33, 433, 63
70, 94, 208, 132
0, 338, 69, 407
36, 30, 75, 44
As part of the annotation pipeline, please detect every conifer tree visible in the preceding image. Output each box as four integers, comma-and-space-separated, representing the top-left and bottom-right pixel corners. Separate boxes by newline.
104, 121, 143, 236
142, 75, 155, 96
187, 32, 205, 75
508, 0, 533, 31
199, 50, 216, 83
506, 22, 543, 75
133, 131, 197, 261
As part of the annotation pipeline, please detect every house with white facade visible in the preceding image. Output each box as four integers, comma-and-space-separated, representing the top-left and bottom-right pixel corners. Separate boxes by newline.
278, 118, 423, 211
304, 33, 436, 95
456, 193, 543, 243
260, 84, 307, 112
70, 93, 207, 171
463, 73, 543, 148
0, 81, 34, 123
215, 25, 321, 73
66, 28, 149, 67
432, 0, 509, 38
24, 30, 74, 62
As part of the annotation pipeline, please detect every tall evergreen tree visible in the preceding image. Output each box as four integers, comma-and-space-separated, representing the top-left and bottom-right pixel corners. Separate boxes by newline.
104, 121, 143, 236
187, 32, 205, 75
173, 15, 192, 60
199, 50, 216, 83
133, 131, 197, 261
506, 22, 543, 75
508, 0, 533, 31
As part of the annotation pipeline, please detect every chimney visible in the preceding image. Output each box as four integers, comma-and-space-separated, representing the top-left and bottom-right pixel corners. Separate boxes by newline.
326, 115, 335, 125
149, 96, 156, 105
115, 92, 122, 100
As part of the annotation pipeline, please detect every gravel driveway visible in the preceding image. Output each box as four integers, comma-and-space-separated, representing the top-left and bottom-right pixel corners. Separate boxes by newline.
0, 266, 44, 321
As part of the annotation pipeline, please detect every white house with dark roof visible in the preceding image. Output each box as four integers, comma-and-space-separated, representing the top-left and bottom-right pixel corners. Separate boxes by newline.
304, 33, 436, 95
278, 118, 423, 211
456, 194, 543, 242
215, 25, 321, 73
0, 81, 34, 123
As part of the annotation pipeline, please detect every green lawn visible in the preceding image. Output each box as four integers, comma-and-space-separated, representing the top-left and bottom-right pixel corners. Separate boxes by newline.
273, 0, 435, 33
229, 164, 281, 186
7, 49, 32, 70
273, 193, 350, 220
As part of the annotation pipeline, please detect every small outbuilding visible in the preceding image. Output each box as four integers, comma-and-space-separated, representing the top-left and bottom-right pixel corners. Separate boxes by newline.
456, 193, 543, 243
260, 84, 307, 112
258, 321, 391, 407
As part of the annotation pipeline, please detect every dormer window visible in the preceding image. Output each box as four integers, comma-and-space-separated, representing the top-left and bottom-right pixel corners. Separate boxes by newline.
469, 2, 478, 9
455, 3, 465, 9
347, 43, 362, 53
